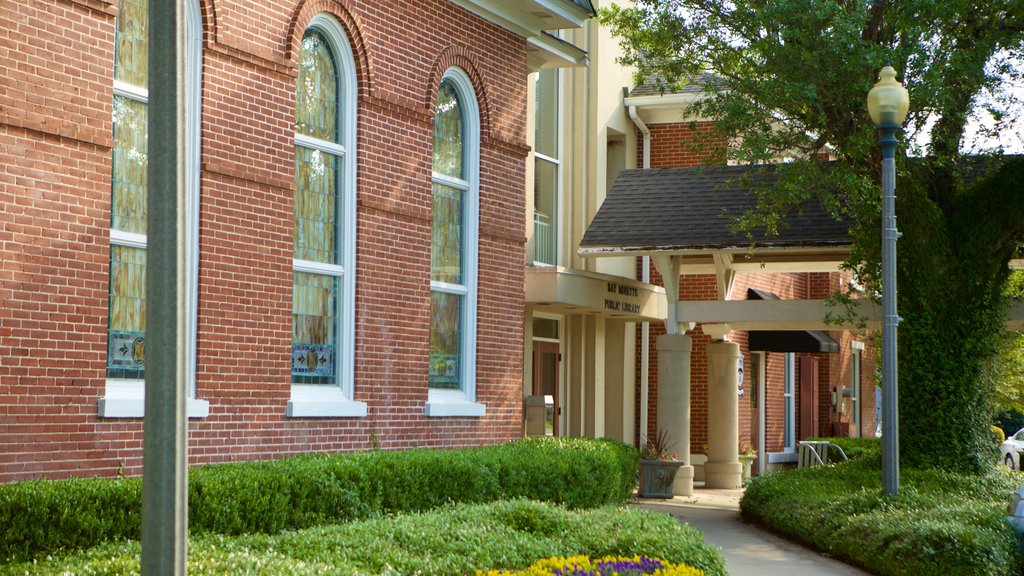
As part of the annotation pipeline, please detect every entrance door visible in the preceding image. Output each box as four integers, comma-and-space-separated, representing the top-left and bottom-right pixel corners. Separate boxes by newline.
799, 354, 819, 441
532, 341, 560, 436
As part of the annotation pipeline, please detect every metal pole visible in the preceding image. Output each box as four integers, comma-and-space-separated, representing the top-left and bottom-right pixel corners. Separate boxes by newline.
879, 123, 900, 496
141, 0, 189, 573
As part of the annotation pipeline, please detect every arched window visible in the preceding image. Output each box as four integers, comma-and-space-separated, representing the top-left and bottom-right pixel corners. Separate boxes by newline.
426, 69, 484, 417
287, 14, 364, 417
100, 0, 206, 418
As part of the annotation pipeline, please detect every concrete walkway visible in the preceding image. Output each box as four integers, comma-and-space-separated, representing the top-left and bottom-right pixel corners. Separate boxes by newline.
635, 487, 873, 576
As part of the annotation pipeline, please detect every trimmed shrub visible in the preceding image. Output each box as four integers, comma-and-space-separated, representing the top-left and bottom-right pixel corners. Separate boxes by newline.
0, 476, 142, 562
0, 501, 727, 576
992, 425, 1006, 445
741, 457, 1024, 576
0, 437, 638, 561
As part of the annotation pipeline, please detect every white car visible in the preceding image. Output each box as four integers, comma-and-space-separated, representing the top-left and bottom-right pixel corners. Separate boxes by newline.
1001, 427, 1024, 469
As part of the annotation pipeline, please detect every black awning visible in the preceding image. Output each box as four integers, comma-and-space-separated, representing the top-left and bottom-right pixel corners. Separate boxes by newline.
746, 288, 840, 353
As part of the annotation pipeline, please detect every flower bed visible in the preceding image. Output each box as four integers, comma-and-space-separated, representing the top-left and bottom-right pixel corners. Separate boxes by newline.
480, 555, 704, 575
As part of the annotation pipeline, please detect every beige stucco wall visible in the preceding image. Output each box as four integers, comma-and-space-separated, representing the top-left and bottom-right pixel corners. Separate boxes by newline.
522, 1, 647, 446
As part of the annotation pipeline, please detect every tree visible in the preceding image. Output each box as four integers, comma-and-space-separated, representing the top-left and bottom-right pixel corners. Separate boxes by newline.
602, 0, 1024, 473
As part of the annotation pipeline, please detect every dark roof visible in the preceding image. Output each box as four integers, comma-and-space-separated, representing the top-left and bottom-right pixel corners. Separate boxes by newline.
628, 73, 724, 97
579, 165, 853, 253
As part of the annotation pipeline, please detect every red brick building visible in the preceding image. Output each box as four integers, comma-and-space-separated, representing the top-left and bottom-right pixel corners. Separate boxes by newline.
0, 0, 595, 482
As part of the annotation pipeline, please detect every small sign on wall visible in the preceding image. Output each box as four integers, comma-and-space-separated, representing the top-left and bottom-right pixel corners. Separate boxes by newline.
737, 351, 745, 396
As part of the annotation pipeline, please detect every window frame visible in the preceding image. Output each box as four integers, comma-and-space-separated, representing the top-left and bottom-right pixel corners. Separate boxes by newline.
286, 13, 365, 418
425, 68, 484, 418
531, 67, 562, 266
99, 0, 207, 418
851, 342, 863, 438
783, 352, 796, 451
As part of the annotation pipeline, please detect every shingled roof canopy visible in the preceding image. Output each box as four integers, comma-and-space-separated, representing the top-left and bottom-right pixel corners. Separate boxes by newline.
579, 165, 853, 257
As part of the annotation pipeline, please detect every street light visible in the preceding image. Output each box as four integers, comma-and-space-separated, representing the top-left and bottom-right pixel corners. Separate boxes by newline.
867, 64, 909, 496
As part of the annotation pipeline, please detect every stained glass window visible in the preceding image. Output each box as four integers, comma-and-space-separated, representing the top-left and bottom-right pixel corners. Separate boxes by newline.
429, 75, 475, 392
433, 80, 463, 179
429, 292, 461, 389
111, 96, 148, 234
108, 246, 147, 378
292, 272, 337, 380
296, 30, 338, 142
293, 26, 345, 386
294, 146, 339, 264
114, 0, 148, 89
430, 183, 463, 284
107, 0, 149, 378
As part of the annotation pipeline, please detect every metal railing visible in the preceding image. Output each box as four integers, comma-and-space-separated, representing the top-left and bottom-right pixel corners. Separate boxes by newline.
533, 212, 555, 264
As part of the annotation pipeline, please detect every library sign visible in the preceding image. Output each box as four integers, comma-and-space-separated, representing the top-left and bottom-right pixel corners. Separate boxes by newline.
604, 281, 642, 315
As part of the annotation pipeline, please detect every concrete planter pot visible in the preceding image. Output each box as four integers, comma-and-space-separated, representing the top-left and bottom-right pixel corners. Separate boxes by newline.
738, 454, 756, 481
638, 459, 684, 498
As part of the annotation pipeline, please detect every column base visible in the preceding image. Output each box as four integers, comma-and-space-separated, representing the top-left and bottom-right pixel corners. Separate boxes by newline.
673, 464, 694, 497
704, 461, 743, 489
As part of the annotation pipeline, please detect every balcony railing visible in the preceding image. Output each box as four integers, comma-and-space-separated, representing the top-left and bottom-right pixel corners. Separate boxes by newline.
534, 212, 555, 264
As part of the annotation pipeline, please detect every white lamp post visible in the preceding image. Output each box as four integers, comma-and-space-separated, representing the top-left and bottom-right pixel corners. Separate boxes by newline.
867, 64, 909, 496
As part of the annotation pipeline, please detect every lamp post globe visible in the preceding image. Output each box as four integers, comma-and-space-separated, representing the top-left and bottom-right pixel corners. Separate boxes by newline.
868, 64, 908, 496
868, 66, 910, 127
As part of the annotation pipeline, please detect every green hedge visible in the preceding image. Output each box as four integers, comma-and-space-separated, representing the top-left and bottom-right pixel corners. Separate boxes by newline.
0, 437, 638, 562
741, 456, 1023, 576
0, 500, 727, 576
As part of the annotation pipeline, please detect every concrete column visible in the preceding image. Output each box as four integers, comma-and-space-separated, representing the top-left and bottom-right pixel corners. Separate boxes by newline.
604, 320, 625, 441
584, 315, 605, 438
567, 315, 584, 436
657, 334, 694, 496
705, 341, 743, 489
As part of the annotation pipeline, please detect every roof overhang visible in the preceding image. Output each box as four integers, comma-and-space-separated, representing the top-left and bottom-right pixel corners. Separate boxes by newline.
450, 0, 594, 70
526, 265, 666, 322
579, 245, 850, 274
624, 91, 715, 124
527, 32, 589, 70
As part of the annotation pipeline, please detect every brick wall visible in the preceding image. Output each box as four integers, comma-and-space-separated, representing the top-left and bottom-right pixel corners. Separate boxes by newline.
642, 121, 727, 169
0, 0, 530, 482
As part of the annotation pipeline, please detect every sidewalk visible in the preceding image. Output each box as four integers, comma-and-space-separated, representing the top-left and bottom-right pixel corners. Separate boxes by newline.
635, 487, 873, 576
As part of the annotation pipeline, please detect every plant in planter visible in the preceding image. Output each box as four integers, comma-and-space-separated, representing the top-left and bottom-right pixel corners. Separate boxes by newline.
638, 429, 683, 498
738, 441, 758, 481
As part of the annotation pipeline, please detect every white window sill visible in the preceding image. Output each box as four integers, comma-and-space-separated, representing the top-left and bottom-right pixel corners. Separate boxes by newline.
286, 385, 367, 418
424, 389, 485, 417
98, 396, 210, 419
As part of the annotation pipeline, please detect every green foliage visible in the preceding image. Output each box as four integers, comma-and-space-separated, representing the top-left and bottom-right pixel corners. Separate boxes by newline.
0, 438, 638, 562
895, 158, 1024, 472
0, 476, 142, 562
997, 409, 1024, 438
741, 459, 1024, 576
808, 436, 881, 463
0, 501, 728, 576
